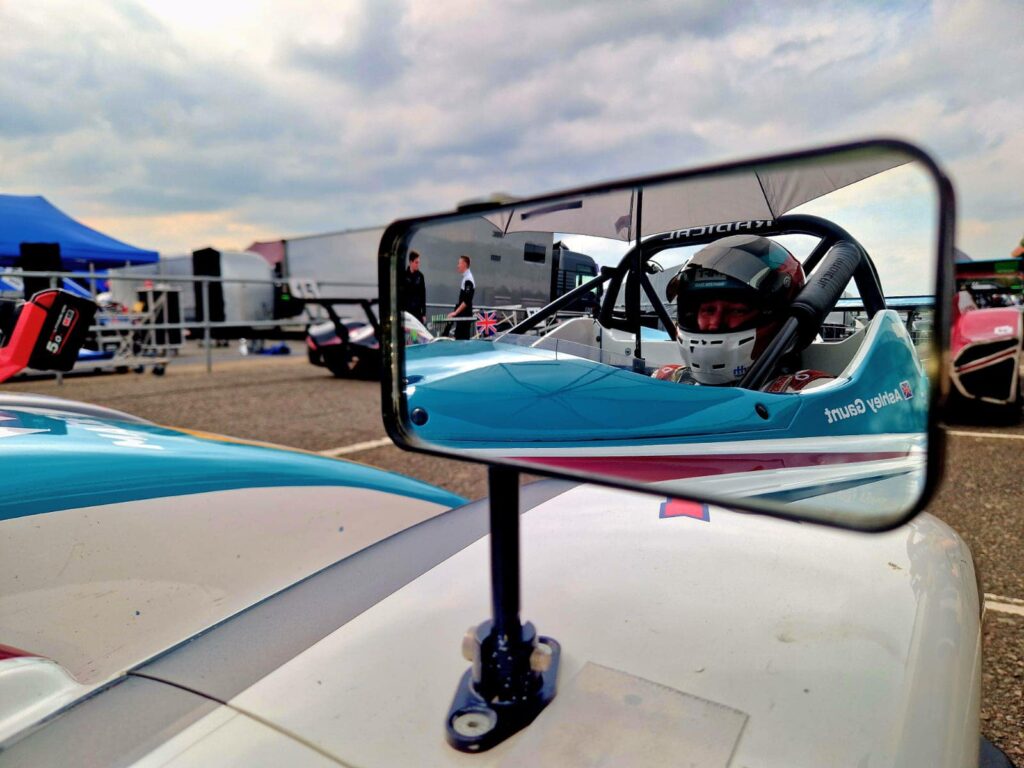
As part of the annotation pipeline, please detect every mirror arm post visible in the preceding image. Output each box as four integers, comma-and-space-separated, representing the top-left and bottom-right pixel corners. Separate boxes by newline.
445, 466, 561, 753
489, 465, 521, 636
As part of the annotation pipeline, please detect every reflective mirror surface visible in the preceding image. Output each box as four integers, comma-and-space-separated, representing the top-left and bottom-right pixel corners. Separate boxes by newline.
385, 142, 948, 528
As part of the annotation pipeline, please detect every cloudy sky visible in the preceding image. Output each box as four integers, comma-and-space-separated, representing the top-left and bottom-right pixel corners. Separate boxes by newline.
2, 0, 1021, 259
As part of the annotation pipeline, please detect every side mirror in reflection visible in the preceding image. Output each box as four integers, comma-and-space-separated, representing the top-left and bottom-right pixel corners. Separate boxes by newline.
379, 139, 953, 532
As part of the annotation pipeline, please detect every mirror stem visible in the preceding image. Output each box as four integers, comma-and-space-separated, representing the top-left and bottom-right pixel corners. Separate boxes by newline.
489, 465, 521, 637
445, 466, 561, 752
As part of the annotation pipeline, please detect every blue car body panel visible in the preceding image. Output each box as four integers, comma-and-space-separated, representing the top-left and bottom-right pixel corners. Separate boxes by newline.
405, 311, 927, 449
0, 407, 464, 520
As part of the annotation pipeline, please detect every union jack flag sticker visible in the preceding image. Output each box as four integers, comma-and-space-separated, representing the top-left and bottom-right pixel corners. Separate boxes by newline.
475, 310, 499, 337
900, 380, 913, 400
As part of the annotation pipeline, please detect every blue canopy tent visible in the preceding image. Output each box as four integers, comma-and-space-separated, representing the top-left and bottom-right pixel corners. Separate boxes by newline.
0, 194, 158, 269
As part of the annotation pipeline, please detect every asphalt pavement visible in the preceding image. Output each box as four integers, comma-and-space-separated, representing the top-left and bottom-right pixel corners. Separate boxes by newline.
4, 352, 1022, 762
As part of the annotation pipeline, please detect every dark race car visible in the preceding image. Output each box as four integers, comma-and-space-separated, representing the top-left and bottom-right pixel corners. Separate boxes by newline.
305, 298, 434, 379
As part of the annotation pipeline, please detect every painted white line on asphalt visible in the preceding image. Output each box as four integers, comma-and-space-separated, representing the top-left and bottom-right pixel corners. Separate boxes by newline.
985, 594, 1024, 617
986, 592, 1024, 606
945, 429, 1024, 441
986, 600, 1024, 618
319, 437, 392, 457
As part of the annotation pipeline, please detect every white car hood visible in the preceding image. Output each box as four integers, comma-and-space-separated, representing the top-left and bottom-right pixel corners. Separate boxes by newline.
147, 485, 982, 767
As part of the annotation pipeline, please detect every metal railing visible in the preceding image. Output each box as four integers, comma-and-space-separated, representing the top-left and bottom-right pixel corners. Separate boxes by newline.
1, 269, 599, 376
423, 302, 588, 339
1, 268, 373, 374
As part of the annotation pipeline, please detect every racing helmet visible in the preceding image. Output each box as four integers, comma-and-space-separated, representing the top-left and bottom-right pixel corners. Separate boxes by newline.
670, 234, 804, 385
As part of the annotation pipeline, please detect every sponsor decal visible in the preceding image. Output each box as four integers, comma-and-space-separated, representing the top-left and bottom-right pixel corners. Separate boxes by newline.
733, 364, 748, 377
824, 384, 910, 424
475, 310, 499, 337
45, 306, 79, 354
0, 414, 48, 440
994, 325, 1013, 336
665, 220, 773, 241
64, 416, 163, 451
659, 498, 710, 521
766, 369, 832, 393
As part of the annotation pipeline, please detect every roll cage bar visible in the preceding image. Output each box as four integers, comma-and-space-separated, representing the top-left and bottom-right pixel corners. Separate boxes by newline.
507, 214, 886, 387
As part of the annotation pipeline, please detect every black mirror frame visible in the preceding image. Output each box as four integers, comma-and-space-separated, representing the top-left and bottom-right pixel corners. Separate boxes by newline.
378, 137, 956, 533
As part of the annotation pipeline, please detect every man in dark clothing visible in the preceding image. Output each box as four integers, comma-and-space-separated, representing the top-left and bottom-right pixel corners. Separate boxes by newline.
402, 251, 427, 324
447, 255, 475, 339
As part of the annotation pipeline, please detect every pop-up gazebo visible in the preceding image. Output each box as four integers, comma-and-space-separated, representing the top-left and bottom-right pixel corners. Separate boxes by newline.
0, 194, 158, 269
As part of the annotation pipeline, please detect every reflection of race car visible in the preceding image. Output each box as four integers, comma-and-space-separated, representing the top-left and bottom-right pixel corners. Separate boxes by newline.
405, 215, 929, 517
306, 300, 434, 379
949, 259, 1024, 417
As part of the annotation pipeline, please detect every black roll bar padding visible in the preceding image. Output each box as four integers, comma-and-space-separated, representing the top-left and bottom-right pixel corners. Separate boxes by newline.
789, 240, 864, 347
737, 239, 862, 391
506, 270, 616, 336
800, 235, 836, 274
640, 271, 678, 340
772, 214, 886, 317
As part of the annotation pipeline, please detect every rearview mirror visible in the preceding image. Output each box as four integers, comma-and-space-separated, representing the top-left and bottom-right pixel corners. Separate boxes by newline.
380, 139, 953, 530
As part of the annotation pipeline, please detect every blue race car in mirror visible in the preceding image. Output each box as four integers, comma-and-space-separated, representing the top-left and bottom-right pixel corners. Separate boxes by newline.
379, 140, 952, 530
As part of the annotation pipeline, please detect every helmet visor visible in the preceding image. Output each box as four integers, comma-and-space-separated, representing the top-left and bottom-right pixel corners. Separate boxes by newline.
674, 236, 798, 332
677, 289, 765, 333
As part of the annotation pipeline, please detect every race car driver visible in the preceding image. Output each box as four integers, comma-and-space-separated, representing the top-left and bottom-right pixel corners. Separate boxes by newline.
652, 234, 833, 393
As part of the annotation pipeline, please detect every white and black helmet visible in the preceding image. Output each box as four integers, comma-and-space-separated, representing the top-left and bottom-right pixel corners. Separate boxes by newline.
669, 235, 805, 385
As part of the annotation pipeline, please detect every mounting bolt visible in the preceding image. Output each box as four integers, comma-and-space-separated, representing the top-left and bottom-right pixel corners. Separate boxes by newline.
451, 708, 497, 738
462, 626, 479, 661
529, 641, 552, 673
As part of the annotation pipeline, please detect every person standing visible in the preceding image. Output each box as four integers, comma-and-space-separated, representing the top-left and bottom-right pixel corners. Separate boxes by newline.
447, 255, 475, 339
402, 251, 427, 324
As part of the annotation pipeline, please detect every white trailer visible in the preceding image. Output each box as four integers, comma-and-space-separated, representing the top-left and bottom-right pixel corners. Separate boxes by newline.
282, 226, 385, 302
108, 250, 275, 325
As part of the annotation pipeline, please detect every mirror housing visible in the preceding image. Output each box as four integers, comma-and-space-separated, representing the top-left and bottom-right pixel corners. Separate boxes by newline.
379, 139, 955, 532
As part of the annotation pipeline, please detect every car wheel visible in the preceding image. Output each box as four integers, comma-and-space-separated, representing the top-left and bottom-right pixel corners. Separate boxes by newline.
325, 347, 355, 378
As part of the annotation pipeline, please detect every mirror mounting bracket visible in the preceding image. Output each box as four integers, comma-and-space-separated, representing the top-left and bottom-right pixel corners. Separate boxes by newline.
445, 465, 561, 752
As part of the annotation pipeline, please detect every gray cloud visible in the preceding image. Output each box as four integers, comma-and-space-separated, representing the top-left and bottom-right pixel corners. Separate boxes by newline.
0, 0, 1021, 258
283, 0, 409, 91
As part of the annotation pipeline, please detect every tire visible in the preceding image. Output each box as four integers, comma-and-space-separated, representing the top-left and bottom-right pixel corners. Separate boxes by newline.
979, 736, 1016, 768
325, 346, 355, 378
